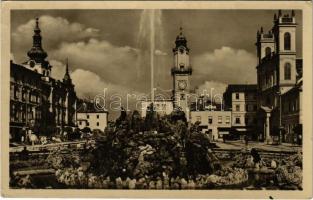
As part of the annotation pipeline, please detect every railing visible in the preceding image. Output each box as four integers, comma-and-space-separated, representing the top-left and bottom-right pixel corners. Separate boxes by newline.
282, 17, 293, 23
171, 67, 192, 75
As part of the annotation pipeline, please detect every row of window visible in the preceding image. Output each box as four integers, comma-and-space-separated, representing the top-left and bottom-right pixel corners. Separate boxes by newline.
283, 98, 299, 113
79, 121, 101, 126
196, 116, 231, 125
11, 86, 41, 104
234, 104, 257, 112
234, 116, 257, 125
86, 114, 100, 119
259, 63, 292, 90
234, 93, 256, 100
264, 32, 291, 54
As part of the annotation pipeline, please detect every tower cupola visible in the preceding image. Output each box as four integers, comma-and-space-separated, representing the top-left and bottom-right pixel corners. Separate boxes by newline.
173, 27, 189, 52
27, 17, 48, 63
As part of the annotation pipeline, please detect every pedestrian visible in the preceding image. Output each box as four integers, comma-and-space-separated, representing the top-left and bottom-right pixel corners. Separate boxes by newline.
245, 135, 249, 146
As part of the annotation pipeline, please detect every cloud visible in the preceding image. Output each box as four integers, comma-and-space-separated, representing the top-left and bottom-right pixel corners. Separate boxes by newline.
50, 39, 149, 92
192, 46, 257, 86
195, 81, 227, 103
70, 68, 146, 119
12, 15, 100, 62
49, 59, 67, 80
155, 49, 167, 56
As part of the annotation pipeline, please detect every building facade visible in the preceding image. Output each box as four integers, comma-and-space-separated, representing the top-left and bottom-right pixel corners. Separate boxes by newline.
77, 101, 108, 132
190, 110, 232, 141
141, 99, 174, 118
255, 10, 302, 143
281, 78, 302, 144
10, 18, 77, 142
223, 84, 258, 139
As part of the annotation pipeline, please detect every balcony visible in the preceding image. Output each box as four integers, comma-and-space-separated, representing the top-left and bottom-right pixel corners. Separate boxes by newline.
171, 67, 192, 75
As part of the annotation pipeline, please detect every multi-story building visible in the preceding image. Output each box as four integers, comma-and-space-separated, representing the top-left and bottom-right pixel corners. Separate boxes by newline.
77, 101, 108, 132
255, 10, 302, 143
190, 110, 231, 141
10, 18, 77, 142
223, 84, 258, 139
281, 77, 302, 144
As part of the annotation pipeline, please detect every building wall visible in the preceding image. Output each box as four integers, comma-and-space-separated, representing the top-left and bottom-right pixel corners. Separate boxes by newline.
281, 83, 302, 143
10, 62, 76, 141
141, 100, 174, 118
231, 91, 257, 127
77, 112, 108, 131
190, 111, 231, 140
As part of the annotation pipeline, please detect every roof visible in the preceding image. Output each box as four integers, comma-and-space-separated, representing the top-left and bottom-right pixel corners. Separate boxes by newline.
77, 101, 108, 113
224, 84, 257, 93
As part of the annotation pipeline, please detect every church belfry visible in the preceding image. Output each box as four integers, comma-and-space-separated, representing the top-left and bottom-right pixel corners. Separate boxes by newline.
172, 27, 192, 116
25, 17, 52, 79
27, 17, 47, 63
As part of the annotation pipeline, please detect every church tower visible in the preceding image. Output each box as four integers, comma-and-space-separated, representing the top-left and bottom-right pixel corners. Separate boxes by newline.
272, 10, 297, 94
172, 27, 192, 115
25, 17, 52, 81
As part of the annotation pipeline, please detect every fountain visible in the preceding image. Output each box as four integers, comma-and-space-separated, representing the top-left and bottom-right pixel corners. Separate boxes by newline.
136, 9, 164, 103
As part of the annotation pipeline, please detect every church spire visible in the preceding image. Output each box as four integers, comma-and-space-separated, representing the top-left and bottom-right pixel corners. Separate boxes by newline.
27, 17, 48, 63
63, 58, 72, 84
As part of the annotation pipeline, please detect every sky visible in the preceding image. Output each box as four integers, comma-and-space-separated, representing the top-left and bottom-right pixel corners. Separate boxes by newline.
11, 10, 302, 119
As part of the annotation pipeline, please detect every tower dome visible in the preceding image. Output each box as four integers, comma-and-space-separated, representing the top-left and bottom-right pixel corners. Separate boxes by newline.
27, 17, 48, 63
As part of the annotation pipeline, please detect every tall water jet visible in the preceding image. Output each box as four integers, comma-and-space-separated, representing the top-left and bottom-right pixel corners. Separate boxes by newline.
136, 9, 165, 103
150, 10, 155, 102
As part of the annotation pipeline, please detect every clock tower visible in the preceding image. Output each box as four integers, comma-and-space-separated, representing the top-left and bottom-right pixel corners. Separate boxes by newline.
172, 27, 192, 116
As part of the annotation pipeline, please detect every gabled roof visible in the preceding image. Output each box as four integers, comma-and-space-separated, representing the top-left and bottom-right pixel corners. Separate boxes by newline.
77, 101, 108, 113
225, 84, 257, 93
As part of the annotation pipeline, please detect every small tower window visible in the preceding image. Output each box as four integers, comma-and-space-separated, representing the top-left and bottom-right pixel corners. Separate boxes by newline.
284, 32, 291, 50
284, 63, 291, 80
265, 47, 271, 56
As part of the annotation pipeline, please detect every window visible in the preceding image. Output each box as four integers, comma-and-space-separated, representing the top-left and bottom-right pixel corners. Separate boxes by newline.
208, 116, 213, 124
265, 47, 271, 56
79, 121, 82, 125
245, 117, 249, 125
235, 93, 239, 99
218, 116, 222, 124
235, 117, 241, 124
236, 105, 240, 111
226, 116, 230, 124
86, 122, 89, 126
87, 115, 89, 119
196, 116, 201, 122
180, 94, 185, 100
284, 32, 291, 50
97, 122, 99, 126
284, 63, 291, 80
97, 115, 99, 119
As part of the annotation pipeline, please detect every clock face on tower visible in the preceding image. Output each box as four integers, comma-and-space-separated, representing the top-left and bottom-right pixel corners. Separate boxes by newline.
178, 80, 187, 90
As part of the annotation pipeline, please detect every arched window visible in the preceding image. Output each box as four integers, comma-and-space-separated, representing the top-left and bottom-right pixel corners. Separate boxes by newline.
284, 32, 291, 50
265, 47, 271, 56
284, 63, 291, 80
